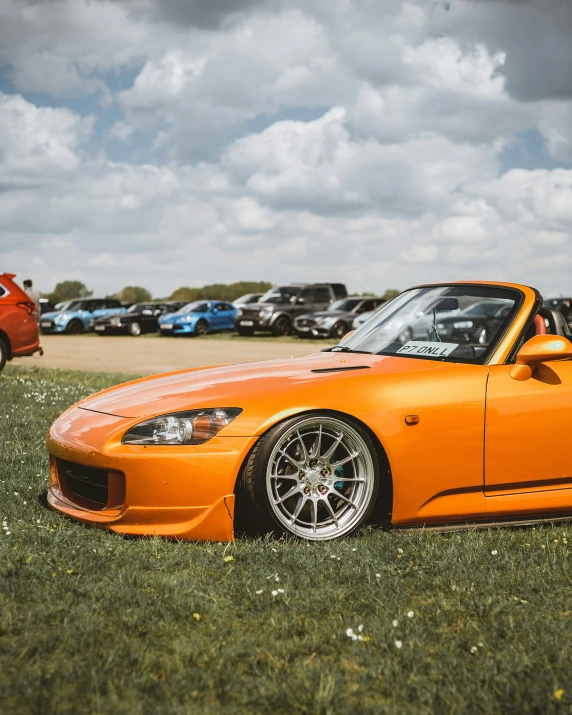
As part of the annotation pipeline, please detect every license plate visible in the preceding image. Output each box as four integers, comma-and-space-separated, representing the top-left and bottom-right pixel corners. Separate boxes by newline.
94, 325, 105, 331
40, 322, 51, 328
162, 324, 173, 330
240, 320, 254, 326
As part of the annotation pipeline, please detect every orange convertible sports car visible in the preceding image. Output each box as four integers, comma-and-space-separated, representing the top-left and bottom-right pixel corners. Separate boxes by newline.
47, 281, 572, 542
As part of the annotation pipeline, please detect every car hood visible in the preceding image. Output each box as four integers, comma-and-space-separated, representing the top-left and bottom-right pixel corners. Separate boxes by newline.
298, 311, 351, 321
239, 302, 282, 311
41, 310, 73, 320
160, 313, 200, 323
76, 351, 447, 420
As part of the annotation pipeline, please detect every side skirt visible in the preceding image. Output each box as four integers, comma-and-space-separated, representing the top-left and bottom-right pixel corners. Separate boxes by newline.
391, 512, 572, 534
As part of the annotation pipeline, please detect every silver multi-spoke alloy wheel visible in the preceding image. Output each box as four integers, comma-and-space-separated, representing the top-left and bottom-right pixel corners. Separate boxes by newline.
264, 416, 377, 541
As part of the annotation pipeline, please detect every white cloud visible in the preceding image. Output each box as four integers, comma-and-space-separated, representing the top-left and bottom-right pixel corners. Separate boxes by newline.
0, 0, 572, 300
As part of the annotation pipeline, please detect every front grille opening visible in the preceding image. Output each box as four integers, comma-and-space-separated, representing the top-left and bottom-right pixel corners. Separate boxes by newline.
58, 459, 109, 510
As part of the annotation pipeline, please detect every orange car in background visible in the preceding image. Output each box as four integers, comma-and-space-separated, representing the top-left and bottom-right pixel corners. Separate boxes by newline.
47, 281, 572, 542
0, 273, 41, 373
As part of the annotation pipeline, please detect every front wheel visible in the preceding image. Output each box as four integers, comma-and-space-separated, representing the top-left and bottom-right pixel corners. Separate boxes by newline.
330, 321, 348, 340
129, 321, 142, 336
66, 319, 83, 334
0, 336, 7, 373
271, 316, 291, 337
243, 413, 380, 541
195, 320, 208, 336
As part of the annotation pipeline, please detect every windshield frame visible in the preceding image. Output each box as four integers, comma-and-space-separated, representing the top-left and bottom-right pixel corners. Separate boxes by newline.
339, 283, 525, 365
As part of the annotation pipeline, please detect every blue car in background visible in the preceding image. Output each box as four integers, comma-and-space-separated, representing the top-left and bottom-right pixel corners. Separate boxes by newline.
159, 301, 237, 336
40, 298, 126, 334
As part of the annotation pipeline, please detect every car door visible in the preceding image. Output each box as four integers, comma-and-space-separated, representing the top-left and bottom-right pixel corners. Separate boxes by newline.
484, 358, 572, 515
313, 286, 333, 312
295, 287, 316, 317
208, 303, 226, 330
90, 300, 110, 320
215, 303, 235, 329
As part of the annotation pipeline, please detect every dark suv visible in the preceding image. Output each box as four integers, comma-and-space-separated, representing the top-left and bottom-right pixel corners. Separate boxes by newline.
235, 283, 347, 336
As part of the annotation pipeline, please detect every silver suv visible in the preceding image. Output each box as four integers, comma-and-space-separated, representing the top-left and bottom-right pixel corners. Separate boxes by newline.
235, 283, 347, 336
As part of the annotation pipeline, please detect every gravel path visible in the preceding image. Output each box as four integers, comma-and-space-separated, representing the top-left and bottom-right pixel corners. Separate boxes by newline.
11, 335, 318, 375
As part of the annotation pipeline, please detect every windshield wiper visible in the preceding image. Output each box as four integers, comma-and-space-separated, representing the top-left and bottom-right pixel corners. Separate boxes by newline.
322, 346, 373, 355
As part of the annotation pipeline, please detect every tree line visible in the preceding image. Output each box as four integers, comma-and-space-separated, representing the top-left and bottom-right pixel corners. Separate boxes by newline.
43, 280, 399, 305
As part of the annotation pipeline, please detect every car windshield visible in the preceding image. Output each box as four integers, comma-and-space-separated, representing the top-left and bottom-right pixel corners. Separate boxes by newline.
234, 294, 260, 305
127, 304, 146, 313
461, 301, 510, 317
177, 301, 210, 314
338, 285, 521, 364
60, 300, 86, 311
260, 287, 300, 304
330, 298, 363, 312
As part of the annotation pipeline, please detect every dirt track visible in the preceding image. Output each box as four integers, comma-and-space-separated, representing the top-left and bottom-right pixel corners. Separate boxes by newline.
12, 335, 318, 375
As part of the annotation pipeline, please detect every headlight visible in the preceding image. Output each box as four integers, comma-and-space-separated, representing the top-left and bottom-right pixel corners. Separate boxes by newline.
56, 313, 68, 322
122, 408, 242, 445
110, 316, 121, 326
259, 308, 273, 318
237, 308, 243, 316
453, 321, 474, 329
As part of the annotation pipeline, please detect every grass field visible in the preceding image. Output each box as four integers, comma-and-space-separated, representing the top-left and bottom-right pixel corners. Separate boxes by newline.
1, 365, 572, 714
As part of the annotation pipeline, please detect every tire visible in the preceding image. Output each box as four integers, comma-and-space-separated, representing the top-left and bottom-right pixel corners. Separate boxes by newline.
195, 320, 208, 336
243, 412, 380, 541
271, 316, 291, 337
330, 321, 348, 340
476, 327, 487, 345
237, 327, 254, 336
0, 336, 7, 373
129, 322, 142, 336
66, 319, 83, 334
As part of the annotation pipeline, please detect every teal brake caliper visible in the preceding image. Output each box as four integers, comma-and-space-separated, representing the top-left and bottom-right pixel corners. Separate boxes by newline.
333, 454, 345, 492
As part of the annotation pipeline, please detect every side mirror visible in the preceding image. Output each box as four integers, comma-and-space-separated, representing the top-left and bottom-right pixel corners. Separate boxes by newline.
510, 335, 572, 381
297, 297, 305, 304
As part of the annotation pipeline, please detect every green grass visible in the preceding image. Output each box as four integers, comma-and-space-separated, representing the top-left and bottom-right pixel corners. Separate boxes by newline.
1, 365, 572, 714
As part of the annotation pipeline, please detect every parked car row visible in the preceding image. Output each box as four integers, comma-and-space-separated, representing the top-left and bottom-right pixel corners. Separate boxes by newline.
31, 279, 572, 345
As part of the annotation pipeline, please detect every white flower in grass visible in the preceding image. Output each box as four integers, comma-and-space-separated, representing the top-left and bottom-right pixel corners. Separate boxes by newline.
407, 610, 414, 618
376, 573, 381, 579
491, 550, 498, 555
392, 620, 398, 627
398, 548, 404, 554
470, 646, 478, 654
394, 640, 403, 649
255, 590, 263, 595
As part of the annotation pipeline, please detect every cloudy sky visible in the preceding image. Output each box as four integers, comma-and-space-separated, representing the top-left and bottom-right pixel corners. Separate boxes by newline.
1, 0, 572, 298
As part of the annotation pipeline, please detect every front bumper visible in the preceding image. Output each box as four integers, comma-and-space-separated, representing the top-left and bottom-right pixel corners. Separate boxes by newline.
296, 325, 332, 338
40, 321, 67, 334
159, 323, 197, 335
47, 407, 258, 541
93, 324, 128, 334
236, 316, 272, 331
